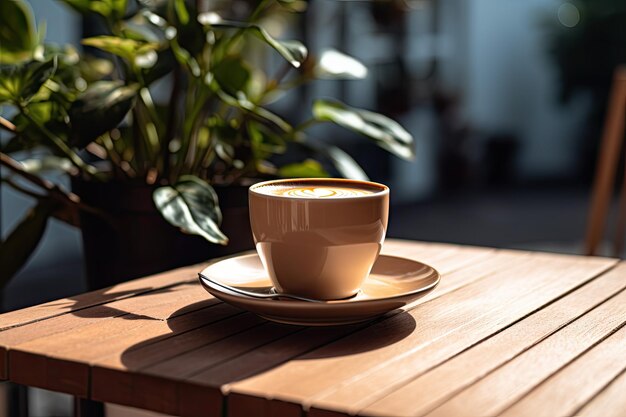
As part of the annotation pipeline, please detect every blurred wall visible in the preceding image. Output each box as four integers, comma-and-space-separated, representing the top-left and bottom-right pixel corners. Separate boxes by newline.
301, 0, 592, 200
463, 0, 590, 180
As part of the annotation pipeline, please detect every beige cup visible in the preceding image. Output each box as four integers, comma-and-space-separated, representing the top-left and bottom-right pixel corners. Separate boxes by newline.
249, 178, 389, 300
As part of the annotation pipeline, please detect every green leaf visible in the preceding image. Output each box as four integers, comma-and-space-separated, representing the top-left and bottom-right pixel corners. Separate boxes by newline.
61, 0, 127, 19
9, 97, 72, 151
248, 27, 307, 69
277, 0, 308, 12
314, 49, 368, 80
0, 200, 56, 289
153, 175, 228, 245
212, 57, 251, 96
170, 37, 200, 76
212, 87, 292, 133
19, 156, 75, 174
324, 146, 368, 180
0, 58, 57, 104
247, 121, 287, 161
278, 159, 329, 178
174, 0, 189, 25
62, 0, 111, 17
69, 81, 138, 148
306, 143, 368, 181
82, 36, 160, 63
312, 99, 414, 160
78, 56, 115, 82
0, 0, 37, 64
203, 17, 308, 68
110, 0, 127, 17
142, 49, 176, 84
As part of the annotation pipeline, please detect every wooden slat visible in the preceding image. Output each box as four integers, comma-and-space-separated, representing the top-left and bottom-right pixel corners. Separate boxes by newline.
0, 282, 211, 380
0, 241, 620, 417
499, 324, 626, 417
91, 242, 501, 415
0, 282, 215, 352
183, 324, 372, 417
6, 285, 235, 395
419, 285, 626, 417
0, 262, 208, 331
175, 251, 534, 417
577, 369, 626, 417
102, 322, 302, 416
379, 240, 497, 273
307, 259, 623, 417
362, 263, 626, 417
91, 312, 267, 408
8, 305, 238, 397
220, 254, 615, 417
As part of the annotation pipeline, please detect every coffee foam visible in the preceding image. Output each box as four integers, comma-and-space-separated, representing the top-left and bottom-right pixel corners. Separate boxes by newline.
253, 181, 381, 199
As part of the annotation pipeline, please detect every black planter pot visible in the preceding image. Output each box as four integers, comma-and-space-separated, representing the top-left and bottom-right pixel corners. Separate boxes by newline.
72, 179, 254, 290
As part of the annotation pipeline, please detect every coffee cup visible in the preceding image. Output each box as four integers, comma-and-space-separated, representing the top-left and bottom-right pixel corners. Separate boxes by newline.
248, 178, 389, 300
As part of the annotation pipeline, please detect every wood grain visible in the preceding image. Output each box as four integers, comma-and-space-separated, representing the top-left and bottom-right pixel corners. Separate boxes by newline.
8, 302, 237, 396
0, 241, 621, 417
229, 253, 615, 417
90, 241, 498, 416
421, 285, 626, 417
0, 282, 209, 380
499, 322, 626, 417
178, 249, 531, 416
585, 66, 626, 255
91, 312, 266, 410
6, 283, 235, 393
577, 369, 626, 417
363, 263, 626, 417
0, 262, 206, 331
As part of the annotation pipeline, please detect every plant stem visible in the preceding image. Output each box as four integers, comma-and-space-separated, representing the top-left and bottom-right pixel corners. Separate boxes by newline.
19, 109, 101, 179
221, 0, 274, 56
249, 0, 273, 23
163, 66, 182, 181
264, 62, 292, 93
0, 152, 107, 218
99, 133, 132, 179
293, 118, 318, 133
175, 83, 209, 179
0, 116, 16, 133
132, 107, 144, 176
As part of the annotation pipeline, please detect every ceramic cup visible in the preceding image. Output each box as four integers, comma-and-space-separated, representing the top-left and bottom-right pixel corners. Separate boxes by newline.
248, 178, 389, 300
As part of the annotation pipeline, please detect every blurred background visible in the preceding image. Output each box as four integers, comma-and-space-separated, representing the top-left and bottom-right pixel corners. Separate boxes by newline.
0, 0, 625, 414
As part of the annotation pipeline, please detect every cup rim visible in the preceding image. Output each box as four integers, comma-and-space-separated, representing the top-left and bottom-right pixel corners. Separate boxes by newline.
249, 178, 389, 200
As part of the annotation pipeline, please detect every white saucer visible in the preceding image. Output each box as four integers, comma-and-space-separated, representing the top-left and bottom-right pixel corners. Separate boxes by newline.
198, 253, 440, 326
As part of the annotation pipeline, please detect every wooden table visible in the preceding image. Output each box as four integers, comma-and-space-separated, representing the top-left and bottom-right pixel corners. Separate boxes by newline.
0, 239, 625, 417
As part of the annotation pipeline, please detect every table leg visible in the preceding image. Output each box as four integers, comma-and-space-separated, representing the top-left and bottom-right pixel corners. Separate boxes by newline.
7, 383, 29, 417
74, 397, 104, 417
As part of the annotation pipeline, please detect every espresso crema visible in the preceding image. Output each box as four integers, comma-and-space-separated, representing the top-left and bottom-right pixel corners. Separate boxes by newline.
265, 186, 373, 198
255, 182, 382, 198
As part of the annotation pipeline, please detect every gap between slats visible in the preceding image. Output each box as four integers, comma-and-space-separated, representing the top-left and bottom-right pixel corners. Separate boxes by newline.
415, 285, 626, 417
85, 244, 502, 415
575, 366, 626, 417
227, 254, 617, 417
498, 322, 626, 417
351, 263, 625, 417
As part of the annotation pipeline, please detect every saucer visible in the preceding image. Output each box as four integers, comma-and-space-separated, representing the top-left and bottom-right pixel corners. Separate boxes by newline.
198, 253, 440, 326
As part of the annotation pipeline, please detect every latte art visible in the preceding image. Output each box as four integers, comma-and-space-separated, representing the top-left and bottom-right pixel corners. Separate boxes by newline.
282, 187, 373, 198
259, 185, 375, 198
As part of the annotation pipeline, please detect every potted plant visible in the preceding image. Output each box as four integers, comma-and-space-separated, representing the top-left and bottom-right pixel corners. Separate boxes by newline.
0, 0, 414, 290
